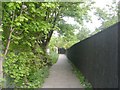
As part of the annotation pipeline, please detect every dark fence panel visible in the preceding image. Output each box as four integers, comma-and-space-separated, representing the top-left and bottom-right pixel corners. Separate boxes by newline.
118, 22, 120, 89
66, 22, 120, 88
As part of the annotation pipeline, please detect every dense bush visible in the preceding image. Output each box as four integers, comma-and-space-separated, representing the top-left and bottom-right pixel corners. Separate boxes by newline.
2, 2, 56, 88
3, 51, 51, 88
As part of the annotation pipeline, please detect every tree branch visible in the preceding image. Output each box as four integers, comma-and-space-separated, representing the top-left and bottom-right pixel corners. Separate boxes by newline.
44, 7, 61, 47
4, 3, 25, 56
4, 10, 15, 56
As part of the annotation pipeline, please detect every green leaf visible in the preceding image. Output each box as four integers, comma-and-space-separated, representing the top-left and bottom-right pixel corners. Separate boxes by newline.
0, 27, 3, 32
16, 22, 21, 26
7, 3, 14, 8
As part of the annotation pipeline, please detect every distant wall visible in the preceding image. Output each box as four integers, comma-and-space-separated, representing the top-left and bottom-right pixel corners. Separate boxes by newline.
66, 22, 120, 88
58, 47, 66, 54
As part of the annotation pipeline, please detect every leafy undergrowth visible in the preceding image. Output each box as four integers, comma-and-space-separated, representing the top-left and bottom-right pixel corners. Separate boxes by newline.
49, 51, 59, 64
3, 52, 51, 88
25, 66, 49, 88
0, 78, 5, 88
70, 62, 93, 90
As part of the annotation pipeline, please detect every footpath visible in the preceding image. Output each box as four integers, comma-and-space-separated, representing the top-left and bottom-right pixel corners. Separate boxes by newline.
42, 54, 83, 88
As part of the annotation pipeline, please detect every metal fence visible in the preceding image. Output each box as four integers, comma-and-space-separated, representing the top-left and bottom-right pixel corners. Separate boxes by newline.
66, 22, 120, 88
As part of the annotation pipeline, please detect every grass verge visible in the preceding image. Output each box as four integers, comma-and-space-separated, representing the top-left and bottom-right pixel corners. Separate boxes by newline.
70, 61, 93, 90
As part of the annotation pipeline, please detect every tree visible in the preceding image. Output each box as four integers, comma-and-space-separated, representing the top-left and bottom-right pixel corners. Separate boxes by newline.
94, 1, 119, 32
2, 2, 60, 87
54, 1, 93, 48
2, 1, 94, 87
2, 2, 62, 54
77, 27, 90, 41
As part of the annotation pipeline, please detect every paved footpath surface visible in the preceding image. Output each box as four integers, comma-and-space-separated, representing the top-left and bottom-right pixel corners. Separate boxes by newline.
42, 54, 84, 88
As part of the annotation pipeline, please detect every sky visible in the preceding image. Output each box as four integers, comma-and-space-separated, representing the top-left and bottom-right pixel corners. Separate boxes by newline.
84, 0, 119, 32
53, 0, 119, 37
63, 0, 119, 33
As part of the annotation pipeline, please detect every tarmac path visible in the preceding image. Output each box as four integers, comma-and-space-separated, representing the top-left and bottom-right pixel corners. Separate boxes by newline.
42, 54, 83, 88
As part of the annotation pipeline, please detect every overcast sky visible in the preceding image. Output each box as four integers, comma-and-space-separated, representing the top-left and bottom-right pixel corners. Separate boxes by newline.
85, 0, 119, 32
63, 0, 119, 33
53, 0, 119, 37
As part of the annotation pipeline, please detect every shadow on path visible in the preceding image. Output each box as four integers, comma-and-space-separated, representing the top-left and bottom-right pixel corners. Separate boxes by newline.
42, 54, 83, 88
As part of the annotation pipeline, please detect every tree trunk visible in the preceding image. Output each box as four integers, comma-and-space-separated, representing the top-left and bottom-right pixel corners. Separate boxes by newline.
0, 2, 3, 82
3, 10, 15, 88
44, 9, 60, 48
0, 37, 3, 78
4, 28, 14, 56
0, 58, 3, 78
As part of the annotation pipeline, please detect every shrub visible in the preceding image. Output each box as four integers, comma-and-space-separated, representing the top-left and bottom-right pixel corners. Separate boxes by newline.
3, 51, 51, 88
49, 51, 59, 64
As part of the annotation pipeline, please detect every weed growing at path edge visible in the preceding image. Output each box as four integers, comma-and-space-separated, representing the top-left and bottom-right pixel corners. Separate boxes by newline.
49, 51, 59, 64
70, 61, 93, 90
